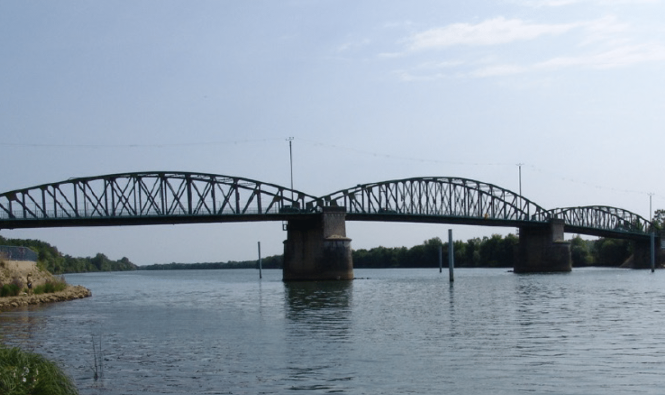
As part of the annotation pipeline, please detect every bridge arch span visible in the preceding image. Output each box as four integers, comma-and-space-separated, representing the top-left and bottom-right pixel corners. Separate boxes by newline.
1, 172, 660, 276
0, 171, 317, 228
0, 172, 656, 240
315, 177, 551, 227
549, 206, 653, 238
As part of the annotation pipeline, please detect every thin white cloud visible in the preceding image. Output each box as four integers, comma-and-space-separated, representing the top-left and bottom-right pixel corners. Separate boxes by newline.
470, 64, 527, 78
408, 17, 580, 50
378, 51, 407, 59
536, 0, 578, 5
413, 60, 465, 70
579, 15, 630, 46
536, 43, 665, 70
515, 0, 658, 7
337, 38, 371, 53
465, 42, 665, 78
391, 14, 665, 81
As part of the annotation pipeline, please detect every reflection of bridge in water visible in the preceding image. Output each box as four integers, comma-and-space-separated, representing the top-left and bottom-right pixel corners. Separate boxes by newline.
0, 172, 660, 279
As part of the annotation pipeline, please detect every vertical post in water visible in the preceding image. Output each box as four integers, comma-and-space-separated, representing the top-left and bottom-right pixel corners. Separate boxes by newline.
439, 245, 443, 273
448, 229, 454, 282
258, 241, 263, 279
650, 232, 655, 273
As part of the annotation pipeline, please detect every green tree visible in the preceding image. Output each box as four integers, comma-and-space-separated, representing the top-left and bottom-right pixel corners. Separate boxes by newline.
465, 238, 482, 267
570, 236, 593, 267
479, 234, 517, 267
653, 209, 665, 230
593, 238, 631, 266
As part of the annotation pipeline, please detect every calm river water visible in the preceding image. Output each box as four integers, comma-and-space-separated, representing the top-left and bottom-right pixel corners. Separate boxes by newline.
1, 268, 665, 394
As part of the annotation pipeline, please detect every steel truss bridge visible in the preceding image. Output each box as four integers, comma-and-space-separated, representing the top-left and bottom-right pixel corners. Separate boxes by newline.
0, 171, 654, 240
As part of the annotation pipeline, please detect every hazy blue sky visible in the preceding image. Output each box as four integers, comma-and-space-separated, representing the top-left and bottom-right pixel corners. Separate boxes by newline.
2, 0, 664, 265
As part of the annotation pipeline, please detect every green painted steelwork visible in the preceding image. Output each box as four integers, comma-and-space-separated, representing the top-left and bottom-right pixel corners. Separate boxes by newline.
0, 172, 653, 240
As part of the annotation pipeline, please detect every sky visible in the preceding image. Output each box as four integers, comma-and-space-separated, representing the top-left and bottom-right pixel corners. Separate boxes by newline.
1, 0, 665, 265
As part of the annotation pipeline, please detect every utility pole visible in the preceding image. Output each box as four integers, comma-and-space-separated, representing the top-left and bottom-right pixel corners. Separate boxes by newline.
516, 163, 523, 229
287, 137, 294, 201
517, 163, 523, 197
648, 193, 655, 273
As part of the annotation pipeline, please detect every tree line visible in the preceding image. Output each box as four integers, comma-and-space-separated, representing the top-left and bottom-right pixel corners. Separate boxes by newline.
140, 233, 634, 270
0, 235, 137, 274
139, 255, 283, 270
353, 234, 630, 268
0, 229, 641, 273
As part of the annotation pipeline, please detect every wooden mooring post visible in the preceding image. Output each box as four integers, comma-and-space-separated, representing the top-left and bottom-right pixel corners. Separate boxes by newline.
448, 229, 454, 282
651, 233, 655, 273
258, 241, 263, 279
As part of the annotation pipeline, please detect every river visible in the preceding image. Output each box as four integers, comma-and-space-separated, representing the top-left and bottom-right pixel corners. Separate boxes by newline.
1, 268, 664, 394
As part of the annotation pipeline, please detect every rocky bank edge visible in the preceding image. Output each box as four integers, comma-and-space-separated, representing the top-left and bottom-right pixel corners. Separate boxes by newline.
0, 285, 92, 311
0, 259, 92, 311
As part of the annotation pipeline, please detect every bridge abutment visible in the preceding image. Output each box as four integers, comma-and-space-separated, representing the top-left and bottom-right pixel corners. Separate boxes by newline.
282, 207, 354, 281
516, 219, 572, 273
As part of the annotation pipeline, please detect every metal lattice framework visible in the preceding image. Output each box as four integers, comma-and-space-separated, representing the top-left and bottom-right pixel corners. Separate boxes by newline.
0, 172, 317, 228
0, 173, 654, 238
315, 177, 551, 226
549, 206, 652, 237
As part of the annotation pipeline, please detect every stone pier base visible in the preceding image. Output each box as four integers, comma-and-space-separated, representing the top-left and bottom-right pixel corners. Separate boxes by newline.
516, 219, 571, 273
282, 207, 353, 281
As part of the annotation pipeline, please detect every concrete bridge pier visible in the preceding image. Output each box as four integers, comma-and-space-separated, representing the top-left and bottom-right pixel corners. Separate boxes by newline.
623, 232, 664, 269
516, 219, 571, 273
282, 207, 354, 281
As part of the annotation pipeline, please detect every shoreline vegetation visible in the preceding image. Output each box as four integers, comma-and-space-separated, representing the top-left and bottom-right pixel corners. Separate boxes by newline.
0, 235, 138, 275
0, 232, 640, 277
0, 285, 91, 311
0, 346, 79, 395
0, 235, 104, 311
0, 257, 92, 312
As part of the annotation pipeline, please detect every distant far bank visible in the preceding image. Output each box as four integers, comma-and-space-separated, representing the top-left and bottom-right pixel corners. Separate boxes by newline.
1, 232, 635, 274
139, 234, 634, 270
139, 257, 282, 271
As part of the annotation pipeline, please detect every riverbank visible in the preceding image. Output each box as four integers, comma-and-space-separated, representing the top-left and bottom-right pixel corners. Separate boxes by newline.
0, 258, 92, 311
0, 285, 91, 311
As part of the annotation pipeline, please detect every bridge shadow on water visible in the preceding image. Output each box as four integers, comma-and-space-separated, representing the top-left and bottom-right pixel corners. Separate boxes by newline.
282, 280, 355, 344
281, 281, 356, 391
283, 281, 353, 319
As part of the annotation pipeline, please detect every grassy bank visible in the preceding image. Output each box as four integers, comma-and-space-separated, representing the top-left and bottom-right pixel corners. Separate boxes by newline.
0, 346, 78, 395
1, 277, 68, 298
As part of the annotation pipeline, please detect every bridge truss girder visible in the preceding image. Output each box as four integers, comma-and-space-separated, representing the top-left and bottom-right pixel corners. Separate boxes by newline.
0, 173, 655, 239
0, 172, 317, 228
549, 206, 653, 238
315, 177, 551, 225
